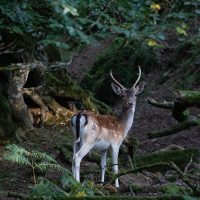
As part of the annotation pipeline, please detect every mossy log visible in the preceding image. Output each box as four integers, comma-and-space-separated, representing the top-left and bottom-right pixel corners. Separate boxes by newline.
135, 148, 200, 171
171, 89, 200, 107
147, 89, 200, 138
147, 119, 200, 138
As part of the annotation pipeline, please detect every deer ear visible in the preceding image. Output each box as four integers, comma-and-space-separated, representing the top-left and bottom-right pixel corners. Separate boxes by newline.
135, 81, 145, 95
111, 83, 123, 96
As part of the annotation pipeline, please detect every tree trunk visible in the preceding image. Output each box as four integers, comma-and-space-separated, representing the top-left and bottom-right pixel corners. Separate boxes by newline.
7, 67, 33, 128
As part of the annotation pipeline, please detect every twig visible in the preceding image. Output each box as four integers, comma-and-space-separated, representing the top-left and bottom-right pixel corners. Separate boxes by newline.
30, 154, 36, 186
106, 162, 171, 186
184, 155, 193, 173
170, 161, 198, 193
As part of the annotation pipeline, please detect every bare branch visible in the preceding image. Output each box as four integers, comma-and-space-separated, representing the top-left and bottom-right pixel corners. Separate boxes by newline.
184, 156, 193, 173
0, 42, 23, 55
147, 97, 174, 109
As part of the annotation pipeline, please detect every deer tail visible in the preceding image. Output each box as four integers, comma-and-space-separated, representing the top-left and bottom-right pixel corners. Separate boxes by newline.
71, 112, 88, 142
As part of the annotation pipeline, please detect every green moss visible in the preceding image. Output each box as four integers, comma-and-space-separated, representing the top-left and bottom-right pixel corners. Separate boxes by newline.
175, 89, 200, 104
161, 183, 191, 195
135, 148, 200, 170
46, 72, 112, 114
130, 184, 143, 194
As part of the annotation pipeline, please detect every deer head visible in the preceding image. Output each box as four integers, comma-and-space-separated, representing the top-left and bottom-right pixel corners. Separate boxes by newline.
110, 66, 145, 109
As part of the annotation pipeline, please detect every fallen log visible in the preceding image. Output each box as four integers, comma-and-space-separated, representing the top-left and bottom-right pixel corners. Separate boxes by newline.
147, 89, 200, 138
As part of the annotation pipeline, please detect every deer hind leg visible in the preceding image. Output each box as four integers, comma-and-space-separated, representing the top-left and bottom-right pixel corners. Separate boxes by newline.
72, 141, 82, 177
111, 145, 120, 187
100, 150, 107, 184
73, 142, 94, 182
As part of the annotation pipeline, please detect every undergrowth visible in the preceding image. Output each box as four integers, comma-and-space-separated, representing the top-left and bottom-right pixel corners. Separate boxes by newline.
3, 144, 105, 198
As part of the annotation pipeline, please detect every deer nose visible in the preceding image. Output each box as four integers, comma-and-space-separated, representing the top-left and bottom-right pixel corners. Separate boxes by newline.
127, 101, 133, 106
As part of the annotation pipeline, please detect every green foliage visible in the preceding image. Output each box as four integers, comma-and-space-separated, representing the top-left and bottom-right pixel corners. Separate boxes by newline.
4, 144, 31, 165
29, 172, 104, 198
3, 144, 103, 198
29, 178, 68, 198
82, 38, 153, 104
61, 175, 103, 197
130, 184, 143, 194
4, 144, 59, 166
161, 183, 191, 195
26, 195, 200, 200
3, 144, 69, 185
1, 1, 199, 54
81, 0, 200, 97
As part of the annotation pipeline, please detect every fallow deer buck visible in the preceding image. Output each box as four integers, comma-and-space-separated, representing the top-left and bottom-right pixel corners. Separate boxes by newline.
71, 66, 145, 187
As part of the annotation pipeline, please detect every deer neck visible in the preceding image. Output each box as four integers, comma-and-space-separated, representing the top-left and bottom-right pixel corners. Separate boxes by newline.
118, 104, 136, 137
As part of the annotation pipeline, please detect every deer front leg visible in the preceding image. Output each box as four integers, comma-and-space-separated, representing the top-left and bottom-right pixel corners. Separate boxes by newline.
111, 146, 120, 187
73, 143, 94, 182
101, 150, 107, 184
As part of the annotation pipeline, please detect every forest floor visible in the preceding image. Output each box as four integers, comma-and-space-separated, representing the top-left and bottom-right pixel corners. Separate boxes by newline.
0, 67, 199, 198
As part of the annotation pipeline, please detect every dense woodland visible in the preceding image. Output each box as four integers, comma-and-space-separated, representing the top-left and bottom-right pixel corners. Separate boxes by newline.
0, 0, 200, 199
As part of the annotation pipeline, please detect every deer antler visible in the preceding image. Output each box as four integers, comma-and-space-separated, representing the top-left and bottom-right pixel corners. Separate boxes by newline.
132, 66, 141, 88
110, 70, 126, 89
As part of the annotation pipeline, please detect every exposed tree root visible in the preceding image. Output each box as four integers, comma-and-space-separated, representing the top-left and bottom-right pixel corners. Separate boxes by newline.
23, 86, 74, 126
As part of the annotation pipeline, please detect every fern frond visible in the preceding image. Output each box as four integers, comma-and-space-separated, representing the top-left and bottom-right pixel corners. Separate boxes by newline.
31, 151, 57, 163
3, 144, 31, 165
5, 144, 30, 156
35, 163, 67, 173
4, 153, 31, 165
